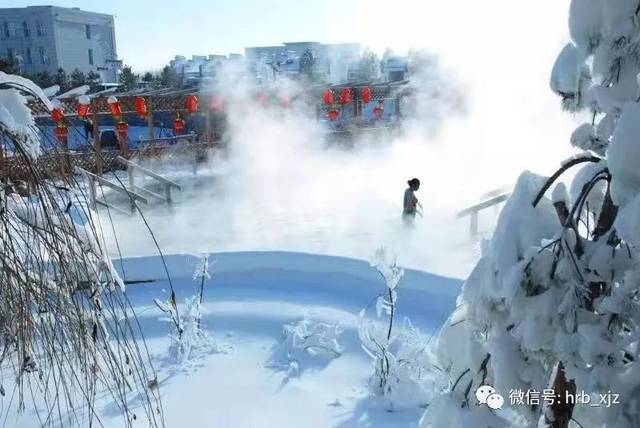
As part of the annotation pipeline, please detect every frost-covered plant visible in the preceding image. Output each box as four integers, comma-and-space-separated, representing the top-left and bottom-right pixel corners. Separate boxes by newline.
267, 315, 343, 381
426, 3, 640, 428
193, 253, 212, 330
0, 72, 163, 427
358, 248, 433, 409
157, 295, 214, 365
155, 253, 214, 365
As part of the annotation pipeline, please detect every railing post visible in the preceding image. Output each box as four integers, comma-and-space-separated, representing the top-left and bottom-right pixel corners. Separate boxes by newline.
165, 184, 172, 205
0, 131, 5, 183
205, 110, 212, 142
92, 99, 102, 176
89, 176, 97, 210
147, 97, 155, 141
128, 164, 135, 190
130, 193, 136, 214
470, 210, 478, 237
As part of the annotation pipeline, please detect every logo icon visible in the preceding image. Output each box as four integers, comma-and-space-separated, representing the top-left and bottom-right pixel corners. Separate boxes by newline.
476, 385, 504, 410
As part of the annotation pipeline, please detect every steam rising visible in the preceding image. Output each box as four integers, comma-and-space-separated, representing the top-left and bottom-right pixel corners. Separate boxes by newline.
104, 1, 581, 279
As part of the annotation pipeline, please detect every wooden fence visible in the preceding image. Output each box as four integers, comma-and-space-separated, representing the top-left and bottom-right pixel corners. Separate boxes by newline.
1, 136, 212, 182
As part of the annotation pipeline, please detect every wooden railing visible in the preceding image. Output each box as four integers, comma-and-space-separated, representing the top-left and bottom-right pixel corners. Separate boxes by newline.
118, 156, 182, 206
76, 167, 149, 215
457, 191, 511, 237
0, 139, 213, 183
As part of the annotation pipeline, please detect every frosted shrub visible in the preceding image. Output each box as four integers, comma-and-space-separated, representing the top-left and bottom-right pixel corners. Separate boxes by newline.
358, 248, 434, 410
156, 253, 215, 365
156, 295, 214, 365
267, 315, 343, 380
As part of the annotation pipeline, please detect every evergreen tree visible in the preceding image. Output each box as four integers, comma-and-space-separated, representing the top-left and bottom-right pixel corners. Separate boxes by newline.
86, 71, 102, 92
54, 68, 68, 92
356, 48, 380, 82
0, 57, 19, 74
35, 70, 54, 88
299, 50, 315, 82
119, 65, 138, 91
69, 68, 86, 88
160, 65, 181, 88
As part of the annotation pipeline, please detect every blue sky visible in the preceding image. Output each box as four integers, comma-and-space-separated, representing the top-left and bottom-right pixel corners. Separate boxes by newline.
3, 0, 571, 82
3, 0, 368, 70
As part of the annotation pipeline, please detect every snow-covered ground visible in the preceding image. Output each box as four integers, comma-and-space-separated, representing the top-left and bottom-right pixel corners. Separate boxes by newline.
7, 251, 461, 428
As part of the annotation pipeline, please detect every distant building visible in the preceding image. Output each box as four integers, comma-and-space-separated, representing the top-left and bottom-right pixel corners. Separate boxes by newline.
381, 56, 408, 82
0, 5, 119, 83
169, 53, 245, 86
245, 42, 362, 84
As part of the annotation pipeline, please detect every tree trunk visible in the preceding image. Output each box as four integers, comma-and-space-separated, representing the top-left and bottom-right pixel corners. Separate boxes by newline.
544, 362, 576, 428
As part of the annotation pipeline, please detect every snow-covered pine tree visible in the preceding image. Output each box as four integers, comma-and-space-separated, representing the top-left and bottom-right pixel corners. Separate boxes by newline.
423, 2, 640, 427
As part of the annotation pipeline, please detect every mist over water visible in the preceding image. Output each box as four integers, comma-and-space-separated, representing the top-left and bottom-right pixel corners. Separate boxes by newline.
103, 0, 582, 279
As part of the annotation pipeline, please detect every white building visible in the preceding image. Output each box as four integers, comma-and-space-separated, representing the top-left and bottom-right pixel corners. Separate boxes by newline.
381, 56, 408, 82
245, 42, 362, 84
0, 5, 119, 83
169, 53, 245, 85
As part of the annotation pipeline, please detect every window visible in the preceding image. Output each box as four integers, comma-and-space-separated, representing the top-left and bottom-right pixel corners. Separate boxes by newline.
39, 47, 49, 64
7, 48, 15, 59
88, 48, 94, 65
3, 22, 9, 38
26, 47, 32, 64
85, 24, 91, 39
22, 21, 30, 37
36, 21, 45, 36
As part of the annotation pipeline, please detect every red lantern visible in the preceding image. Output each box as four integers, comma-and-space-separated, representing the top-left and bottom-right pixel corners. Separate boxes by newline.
51, 99, 64, 123
77, 95, 91, 118
328, 109, 339, 121
280, 92, 290, 109
186, 94, 198, 114
340, 88, 351, 105
373, 105, 383, 121
322, 89, 334, 105
134, 96, 148, 118
362, 87, 372, 104
257, 91, 268, 107
108, 96, 122, 118
51, 108, 64, 123
173, 116, 186, 135
116, 121, 128, 141
211, 95, 223, 112
54, 125, 68, 144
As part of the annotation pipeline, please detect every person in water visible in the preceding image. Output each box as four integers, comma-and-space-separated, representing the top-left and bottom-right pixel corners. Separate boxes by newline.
403, 178, 422, 223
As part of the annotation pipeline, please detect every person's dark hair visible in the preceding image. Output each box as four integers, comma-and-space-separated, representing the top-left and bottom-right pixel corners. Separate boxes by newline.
408, 178, 420, 189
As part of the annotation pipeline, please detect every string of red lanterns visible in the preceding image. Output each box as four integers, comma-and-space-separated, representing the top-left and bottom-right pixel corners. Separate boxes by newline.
340, 88, 351, 105
373, 102, 384, 121
257, 91, 269, 107
173, 113, 186, 135
322, 86, 374, 121
134, 96, 148, 118
322, 89, 334, 106
51, 99, 64, 123
186, 94, 198, 114
362, 87, 372, 104
211, 95, 223, 113
107, 96, 129, 146
77, 95, 91, 118
50, 99, 68, 146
